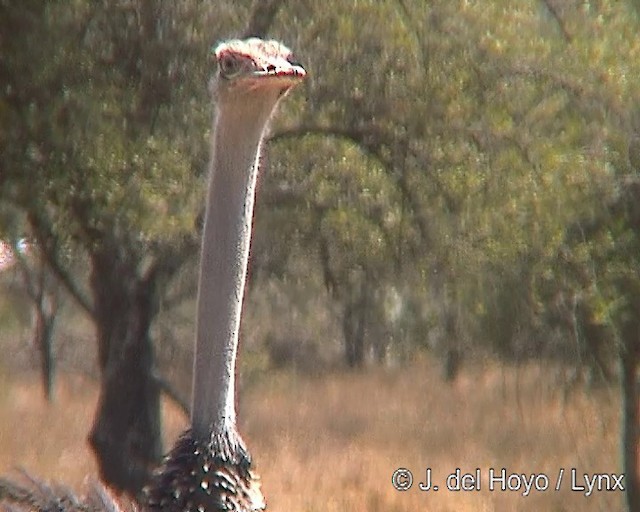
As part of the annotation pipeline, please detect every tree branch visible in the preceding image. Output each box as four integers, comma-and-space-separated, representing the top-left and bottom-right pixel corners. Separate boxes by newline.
152, 371, 190, 417
242, 0, 286, 39
540, 0, 572, 44
500, 63, 628, 127
27, 212, 94, 317
269, 124, 435, 247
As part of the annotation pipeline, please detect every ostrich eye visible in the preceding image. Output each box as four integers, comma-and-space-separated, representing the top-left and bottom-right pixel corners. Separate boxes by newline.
219, 54, 241, 78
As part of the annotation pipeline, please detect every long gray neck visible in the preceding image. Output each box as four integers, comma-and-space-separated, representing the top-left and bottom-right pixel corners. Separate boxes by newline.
191, 92, 278, 440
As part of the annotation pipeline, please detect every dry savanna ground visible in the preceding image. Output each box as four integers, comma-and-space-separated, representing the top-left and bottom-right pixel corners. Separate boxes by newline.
0, 356, 623, 512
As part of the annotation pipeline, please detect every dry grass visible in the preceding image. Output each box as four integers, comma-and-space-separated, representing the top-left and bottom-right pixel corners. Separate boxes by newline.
0, 355, 623, 511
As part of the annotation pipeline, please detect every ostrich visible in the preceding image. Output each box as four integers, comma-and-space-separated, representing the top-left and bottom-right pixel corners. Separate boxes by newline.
145, 36, 305, 512
0, 37, 306, 512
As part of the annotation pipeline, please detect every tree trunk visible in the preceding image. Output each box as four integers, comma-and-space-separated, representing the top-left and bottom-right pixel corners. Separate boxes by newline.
34, 288, 57, 402
18, 249, 59, 402
343, 301, 365, 367
342, 278, 369, 368
88, 249, 163, 497
620, 332, 640, 512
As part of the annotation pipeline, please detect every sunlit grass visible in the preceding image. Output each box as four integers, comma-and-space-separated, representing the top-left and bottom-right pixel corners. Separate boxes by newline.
0, 355, 622, 511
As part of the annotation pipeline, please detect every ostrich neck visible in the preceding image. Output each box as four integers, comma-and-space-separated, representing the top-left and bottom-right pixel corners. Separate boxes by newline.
191, 96, 276, 440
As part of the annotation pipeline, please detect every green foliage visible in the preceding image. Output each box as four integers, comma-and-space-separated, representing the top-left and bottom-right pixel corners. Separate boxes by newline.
3, 0, 640, 367
267, 0, 640, 365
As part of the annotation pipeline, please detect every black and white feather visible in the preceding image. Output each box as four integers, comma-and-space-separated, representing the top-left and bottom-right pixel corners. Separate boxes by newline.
0, 471, 130, 512
145, 429, 264, 512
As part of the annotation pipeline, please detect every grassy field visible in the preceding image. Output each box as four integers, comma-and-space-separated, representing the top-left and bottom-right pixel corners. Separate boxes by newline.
0, 355, 623, 511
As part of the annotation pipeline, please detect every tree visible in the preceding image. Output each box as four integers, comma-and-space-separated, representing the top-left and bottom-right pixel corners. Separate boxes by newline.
269, 3, 640, 507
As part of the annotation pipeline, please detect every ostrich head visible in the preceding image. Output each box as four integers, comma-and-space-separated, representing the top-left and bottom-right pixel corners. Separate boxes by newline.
210, 38, 306, 120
